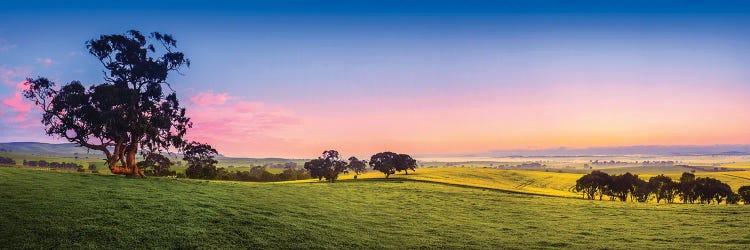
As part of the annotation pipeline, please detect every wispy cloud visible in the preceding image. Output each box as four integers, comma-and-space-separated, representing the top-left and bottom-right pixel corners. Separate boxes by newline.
190, 92, 236, 107
0, 65, 34, 122
186, 91, 301, 156
35, 58, 56, 66
1, 90, 31, 121
1, 65, 30, 86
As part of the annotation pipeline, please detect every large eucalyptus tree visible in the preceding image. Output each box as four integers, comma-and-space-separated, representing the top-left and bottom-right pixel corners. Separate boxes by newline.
24, 30, 194, 177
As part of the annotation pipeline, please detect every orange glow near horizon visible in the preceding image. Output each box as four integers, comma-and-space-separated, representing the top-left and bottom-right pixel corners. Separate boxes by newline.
184, 81, 750, 158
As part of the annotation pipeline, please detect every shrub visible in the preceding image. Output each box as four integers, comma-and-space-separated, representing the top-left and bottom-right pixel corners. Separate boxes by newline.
738, 186, 750, 204
0, 156, 15, 165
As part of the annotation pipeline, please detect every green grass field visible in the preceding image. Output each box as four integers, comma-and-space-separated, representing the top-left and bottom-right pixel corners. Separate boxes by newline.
2, 167, 750, 249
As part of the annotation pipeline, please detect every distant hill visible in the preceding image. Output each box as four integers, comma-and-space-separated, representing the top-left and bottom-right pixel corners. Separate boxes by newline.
0, 142, 103, 157
0, 142, 227, 159
475, 145, 750, 157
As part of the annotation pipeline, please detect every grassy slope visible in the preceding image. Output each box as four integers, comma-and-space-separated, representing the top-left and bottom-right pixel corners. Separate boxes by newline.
333, 168, 583, 197
2, 167, 750, 249
322, 168, 750, 198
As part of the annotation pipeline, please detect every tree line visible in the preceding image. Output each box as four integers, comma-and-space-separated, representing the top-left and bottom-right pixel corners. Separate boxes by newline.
21, 160, 85, 170
132, 146, 311, 182
302, 150, 417, 182
170, 149, 417, 183
0, 156, 15, 165
575, 171, 750, 204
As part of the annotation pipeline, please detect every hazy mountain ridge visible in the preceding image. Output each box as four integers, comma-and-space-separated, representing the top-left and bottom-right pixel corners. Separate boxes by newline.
3, 142, 749, 159
475, 145, 750, 157
0, 142, 103, 157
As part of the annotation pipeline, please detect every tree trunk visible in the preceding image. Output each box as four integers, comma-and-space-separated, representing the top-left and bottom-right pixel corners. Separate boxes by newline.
124, 144, 144, 178
105, 142, 144, 177
107, 143, 130, 175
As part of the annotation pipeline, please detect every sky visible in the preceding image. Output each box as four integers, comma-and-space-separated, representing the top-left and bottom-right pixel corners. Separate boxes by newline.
1, 1, 750, 158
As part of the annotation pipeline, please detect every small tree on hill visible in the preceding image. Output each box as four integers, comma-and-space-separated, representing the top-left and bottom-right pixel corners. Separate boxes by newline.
679, 172, 697, 204
369, 152, 418, 178
396, 154, 417, 175
137, 152, 174, 176
726, 192, 741, 205
347, 156, 367, 178
370, 152, 398, 178
574, 170, 611, 200
649, 174, 677, 204
303, 150, 348, 182
184, 142, 218, 179
738, 186, 750, 205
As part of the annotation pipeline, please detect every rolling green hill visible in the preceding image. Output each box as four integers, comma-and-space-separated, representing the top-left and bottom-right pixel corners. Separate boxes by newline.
2, 167, 750, 249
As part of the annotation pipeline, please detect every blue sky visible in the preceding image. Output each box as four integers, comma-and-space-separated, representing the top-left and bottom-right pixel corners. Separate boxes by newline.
1, 1, 750, 157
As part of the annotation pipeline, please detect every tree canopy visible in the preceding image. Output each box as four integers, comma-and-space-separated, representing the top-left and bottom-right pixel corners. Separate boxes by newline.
347, 156, 367, 177
369, 152, 418, 178
184, 142, 219, 179
137, 152, 175, 177
23, 30, 196, 177
303, 150, 348, 182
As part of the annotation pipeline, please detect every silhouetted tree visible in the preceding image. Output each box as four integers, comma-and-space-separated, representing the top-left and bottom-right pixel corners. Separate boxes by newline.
632, 178, 652, 202
678, 172, 697, 204
137, 152, 174, 176
305, 159, 327, 181
693, 177, 731, 204
23, 30, 192, 177
184, 142, 218, 179
649, 174, 678, 203
726, 192, 741, 205
0, 157, 15, 165
370, 152, 399, 178
396, 154, 417, 175
303, 150, 348, 182
347, 156, 367, 178
608, 173, 638, 202
738, 186, 750, 205
661, 181, 679, 203
574, 170, 611, 200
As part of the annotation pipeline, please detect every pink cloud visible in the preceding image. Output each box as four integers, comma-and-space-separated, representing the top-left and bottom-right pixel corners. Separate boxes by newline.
186, 91, 301, 156
0, 65, 34, 122
190, 92, 236, 107
35, 58, 56, 66
1, 65, 30, 86
2, 91, 31, 121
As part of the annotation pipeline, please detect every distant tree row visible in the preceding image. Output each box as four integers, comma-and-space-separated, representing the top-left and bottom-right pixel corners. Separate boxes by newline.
0, 156, 15, 165
137, 152, 176, 177
22, 160, 84, 170
301, 150, 417, 182
137, 143, 311, 182
575, 171, 749, 204
215, 165, 311, 182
